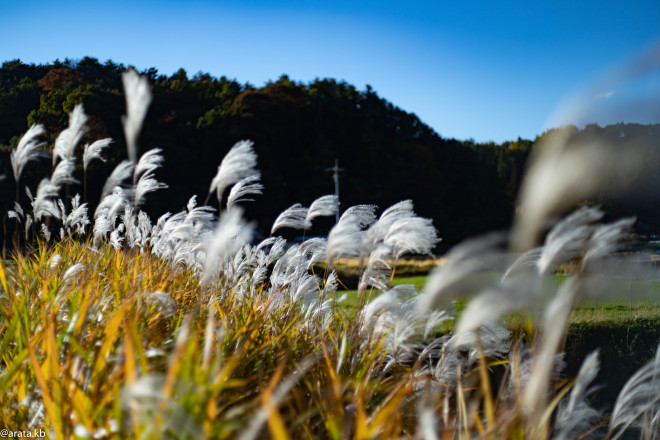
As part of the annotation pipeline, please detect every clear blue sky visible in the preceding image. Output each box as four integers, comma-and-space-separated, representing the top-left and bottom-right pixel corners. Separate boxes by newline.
1, 0, 659, 142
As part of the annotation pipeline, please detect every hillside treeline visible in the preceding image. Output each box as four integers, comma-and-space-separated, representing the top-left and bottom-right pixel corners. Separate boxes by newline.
0, 57, 658, 248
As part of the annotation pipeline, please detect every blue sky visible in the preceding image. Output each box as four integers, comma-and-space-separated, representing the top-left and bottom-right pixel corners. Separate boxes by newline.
1, 0, 659, 142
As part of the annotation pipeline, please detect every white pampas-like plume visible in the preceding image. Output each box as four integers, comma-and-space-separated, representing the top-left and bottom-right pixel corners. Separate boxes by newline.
134, 174, 168, 207
200, 208, 254, 285
62, 263, 85, 282
101, 160, 135, 199
536, 206, 603, 275
95, 187, 129, 221
11, 125, 47, 182
49, 254, 61, 270
83, 138, 113, 170
53, 104, 88, 166
227, 175, 263, 209
110, 223, 125, 250
554, 350, 601, 440
134, 148, 165, 183
271, 203, 309, 234
8, 202, 24, 221
40, 223, 51, 242
326, 215, 363, 263
51, 158, 78, 188
609, 343, 660, 439
339, 204, 378, 229
298, 237, 327, 270
418, 233, 508, 313
208, 140, 259, 205
32, 178, 61, 220
362, 287, 401, 324
583, 217, 636, 269
122, 69, 152, 164
305, 195, 338, 228
93, 215, 113, 244
62, 195, 90, 236
523, 276, 582, 424
454, 281, 531, 335
384, 216, 439, 259
24, 215, 32, 241
511, 129, 648, 251
447, 321, 512, 365
186, 195, 198, 212
361, 200, 415, 257
133, 149, 168, 206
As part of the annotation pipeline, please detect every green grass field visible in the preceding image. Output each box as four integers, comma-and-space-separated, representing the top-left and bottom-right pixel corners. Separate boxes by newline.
333, 272, 660, 322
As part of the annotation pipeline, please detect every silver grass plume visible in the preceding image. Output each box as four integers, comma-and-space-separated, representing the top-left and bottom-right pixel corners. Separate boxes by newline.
49, 254, 61, 270
523, 212, 637, 423
53, 104, 87, 165
271, 203, 308, 234
32, 179, 61, 220
609, 343, 660, 439
502, 247, 544, 280
554, 350, 601, 440
361, 200, 415, 257
511, 128, 648, 251
208, 140, 259, 205
95, 187, 130, 223
424, 309, 450, 340
298, 237, 327, 270
523, 276, 582, 424
83, 138, 112, 170
200, 208, 254, 285
24, 215, 32, 241
327, 215, 363, 263
454, 281, 532, 336
583, 216, 635, 269
536, 206, 603, 275
133, 149, 168, 206
40, 223, 51, 242
447, 321, 512, 365
384, 216, 439, 259
11, 125, 47, 182
339, 204, 378, 229
8, 202, 24, 222
362, 287, 401, 325
51, 159, 78, 187
63, 263, 85, 282
122, 69, 152, 164
305, 195, 338, 228
418, 233, 508, 313
134, 176, 167, 206
133, 148, 165, 184
101, 160, 134, 199
257, 236, 287, 266
417, 407, 439, 440
227, 175, 263, 209
61, 195, 90, 236
110, 224, 125, 250
93, 216, 113, 245
186, 195, 197, 212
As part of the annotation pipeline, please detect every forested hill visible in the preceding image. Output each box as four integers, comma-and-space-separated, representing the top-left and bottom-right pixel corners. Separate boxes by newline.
0, 57, 658, 248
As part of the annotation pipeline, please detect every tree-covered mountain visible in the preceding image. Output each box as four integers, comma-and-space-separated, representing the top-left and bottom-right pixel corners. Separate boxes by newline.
0, 57, 658, 249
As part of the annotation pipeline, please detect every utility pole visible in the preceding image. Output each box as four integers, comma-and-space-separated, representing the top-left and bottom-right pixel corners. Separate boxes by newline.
326, 159, 344, 223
